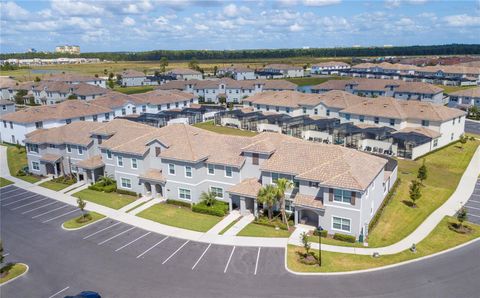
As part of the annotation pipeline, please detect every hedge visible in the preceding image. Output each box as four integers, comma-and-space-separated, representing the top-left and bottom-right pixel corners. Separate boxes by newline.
369, 178, 401, 232
333, 233, 356, 243
88, 182, 116, 193
192, 201, 229, 217
253, 216, 289, 231
313, 229, 328, 238
116, 188, 138, 197
166, 199, 191, 208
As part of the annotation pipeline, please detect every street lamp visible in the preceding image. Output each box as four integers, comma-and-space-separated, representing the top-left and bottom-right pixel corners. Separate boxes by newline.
316, 226, 323, 266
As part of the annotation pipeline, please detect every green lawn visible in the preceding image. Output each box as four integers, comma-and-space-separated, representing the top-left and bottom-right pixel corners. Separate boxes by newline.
137, 203, 223, 232
286, 76, 349, 87
219, 217, 242, 235
0, 177, 13, 187
0, 263, 28, 284
193, 121, 258, 137
436, 84, 477, 94
237, 222, 292, 238
113, 85, 154, 94
39, 180, 71, 191
3, 144, 41, 183
367, 139, 480, 247
288, 216, 480, 273
72, 189, 136, 210
63, 211, 105, 229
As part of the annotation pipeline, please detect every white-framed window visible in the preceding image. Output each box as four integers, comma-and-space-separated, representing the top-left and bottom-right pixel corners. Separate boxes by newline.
169, 163, 175, 175
131, 158, 138, 169
207, 164, 215, 175
179, 188, 191, 200
271, 172, 279, 183
333, 189, 352, 204
78, 146, 84, 155
28, 144, 39, 153
106, 150, 112, 159
433, 139, 438, 147
121, 178, 132, 189
332, 216, 351, 232
185, 166, 192, 178
31, 161, 40, 171
210, 186, 223, 198
66, 144, 71, 153
225, 166, 232, 177
117, 156, 123, 167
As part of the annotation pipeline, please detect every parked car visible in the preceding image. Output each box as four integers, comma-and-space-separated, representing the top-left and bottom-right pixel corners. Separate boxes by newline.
65, 291, 101, 298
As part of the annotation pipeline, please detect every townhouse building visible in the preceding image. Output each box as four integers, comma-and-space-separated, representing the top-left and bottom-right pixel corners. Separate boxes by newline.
0, 99, 15, 115
43, 73, 106, 88
32, 81, 108, 104
25, 118, 396, 240
166, 68, 203, 81
217, 66, 256, 80
311, 61, 351, 75
120, 70, 149, 87
448, 87, 480, 108
0, 91, 198, 144
0, 77, 17, 100
311, 78, 446, 104
257, 64, 304, 78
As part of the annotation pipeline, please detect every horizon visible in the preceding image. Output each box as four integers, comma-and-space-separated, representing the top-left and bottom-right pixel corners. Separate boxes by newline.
1, 0, 480, 54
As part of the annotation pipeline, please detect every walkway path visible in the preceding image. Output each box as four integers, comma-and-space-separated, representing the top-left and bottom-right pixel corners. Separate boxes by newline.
62, 181, 85, 194
223, 214, 254, 236
2, 145, 480, 253
119, 196, 155, 213
205, 210, 241, 235
34, 176, 52, 185
126, 198, 161, 215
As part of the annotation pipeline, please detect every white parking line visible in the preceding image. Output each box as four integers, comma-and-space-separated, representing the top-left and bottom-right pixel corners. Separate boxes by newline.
469, 199, 480, 204
98, 227, 135, 245
115, 232, 151, 252
0, 188, 21, 197
466, 205, 480, 211
469, 213, 480, 218
0, 190, 29, 202
3, 253, 10, 257
48, 286, 70, 298
136, 236, 169, 259
192, 243, 211, 270
83, 222, 121, 239
42, 209, 78, 223
224, 246, 236, 273
31, 205, 68, 219
11, 197, 49, 210
162, 240, 189, 265
254, 247, 261, 275
21, 201, 57, 214
2, 194, 39, 206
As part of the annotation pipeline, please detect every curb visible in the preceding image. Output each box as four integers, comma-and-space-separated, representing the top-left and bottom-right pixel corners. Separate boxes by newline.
284, 237, 480, 276
0, 263, 29, 287
61, 216, 107, 231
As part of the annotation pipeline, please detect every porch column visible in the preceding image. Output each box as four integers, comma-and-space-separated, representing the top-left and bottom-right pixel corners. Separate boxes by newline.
240, 197, 246, 215
253, 198, 258, 217
91, 170, 95, 182
294, 210, 299, 225
151, 184, 156, 198
53, 163, 58, 177
228, 197, 233, 212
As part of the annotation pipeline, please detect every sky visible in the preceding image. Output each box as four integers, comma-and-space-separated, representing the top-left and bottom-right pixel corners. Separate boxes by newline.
0, 0, 479, 53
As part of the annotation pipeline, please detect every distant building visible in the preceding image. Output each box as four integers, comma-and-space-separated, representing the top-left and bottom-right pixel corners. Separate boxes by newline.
27, 48, 37, 53
55, 45, 80, 55
0, 99, 15, 116
166, 68, 203, 81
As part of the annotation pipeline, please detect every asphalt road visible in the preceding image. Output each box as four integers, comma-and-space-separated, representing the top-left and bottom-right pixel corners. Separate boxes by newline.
465, 119, 480, 136
2, 184, 480, 298
464, 178, 480, 225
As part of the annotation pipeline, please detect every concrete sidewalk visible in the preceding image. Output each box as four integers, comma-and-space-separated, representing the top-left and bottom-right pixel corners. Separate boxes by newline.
205, 210, 241, 235
223, 214, 254, 236
126, 198, 161, 215
119, 196, 155, 213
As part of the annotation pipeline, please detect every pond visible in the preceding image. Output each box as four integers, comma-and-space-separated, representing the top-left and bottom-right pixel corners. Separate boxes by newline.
297, 85, 313, 93
30, 69, 65, 74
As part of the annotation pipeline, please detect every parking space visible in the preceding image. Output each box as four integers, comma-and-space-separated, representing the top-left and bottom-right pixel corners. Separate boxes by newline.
465, 120, 480, 136
1, 185, 287, 277
464, 178, 480, 225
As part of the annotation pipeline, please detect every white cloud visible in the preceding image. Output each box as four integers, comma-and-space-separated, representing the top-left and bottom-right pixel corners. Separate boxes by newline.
222, 4, 250, 17
289, 23, 304, 32
195, 24, 209, 30
444, 14, 480, 27
122, 16, 136, 26
396, 17, 415, 26
303, 0, 342, 6
0, 1, 30, 20
122, 0, 153, 14
51, 0, 105, 16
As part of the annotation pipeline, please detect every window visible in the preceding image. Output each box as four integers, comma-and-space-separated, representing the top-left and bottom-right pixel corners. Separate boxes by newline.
326, 109, 330, 116
66, 144, 71, 153
276, 106, 279, 112
179, 188, 191, 200
121, 178, 132, 189
210, 187, 223, 198
185, 166, 192, 178
131, 158, 138, 169
252, 153, 259, 165
66, 119, 72, 124
344, 113, 351, 121
433, 139, 438, 147
333, 189, 352, 204
80, 117, 85, 121
132, 107, 137, 114
286, 108, 290, 113
374, 117, 379, 124
93, 115, 98, 122
106, 150, 112, 159
35, 121, 42, 129
32, 161, 40, 171
78, 146, 84, 155
314, 108, 318, 115
29, 144, 39, 153
451, 133, 454, 140
142, 105, 147, 113
266, 105, 270, 111
208, 164, 215, 175
332, 216, 351, 232
256, 104, 260, 109
452, 118, 455, 125
117, 156, 123, 167
421, 120, 429, 127
359, 115, 364, 122
169, 163, 175, 175
271, 172, 279, 183
105, 113, 110, 120
303, 107, 307, 114
225, 166, 232, 177
309, 181, 319, 188
167, 103, 171, 109
157, 105, 162, 111
2, 120, 6, 128
122, 108, 126, 116
389, 118, 395, 126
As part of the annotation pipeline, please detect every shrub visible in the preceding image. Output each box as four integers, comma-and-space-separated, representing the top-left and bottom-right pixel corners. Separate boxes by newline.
88, 181, 117, 193
253, 216, 289, 230
16, 169, 27, 176
51, 175, 76, 185
333, 233, 356, 243
192, 200, 229, 217
313, 229, 328, 238
166, 199, 191, 208
116, 189, 137, 196
369, 178, 401, 231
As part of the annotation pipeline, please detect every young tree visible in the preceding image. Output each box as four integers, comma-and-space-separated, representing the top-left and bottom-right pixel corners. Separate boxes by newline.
409, 180, 422, 207
188, 59, 199, 70
160, 57, 168, 72
67, 94, 77, 100
14, 89, 27, 104
77, 197, 87, 219
108, 79, 115, 89
275, 178, 293, 229
200, 191, 217, 207
457, 207, 468, 228
459, 135, 467, 148
213, 65, 218, 76
417, 159, 427, 185
104, 69, 108, 75
300, 232, 311, 255
0, 241, 12, 277
98, 174, 115, 186
34, 76, 41, 82
257, 184, 278, 220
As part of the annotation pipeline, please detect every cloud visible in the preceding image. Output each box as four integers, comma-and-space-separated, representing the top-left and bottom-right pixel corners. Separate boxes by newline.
396, 17, 415, 26
289, 23, 304, 32
0, 1, 30, 20
51, 0, 105, 16
122, 16, 136, 26
195, 24, 209, 30
444, 14, 480, 27
222, 4, 250, 17
122, 0, 153, 14
279, 0, 341, 6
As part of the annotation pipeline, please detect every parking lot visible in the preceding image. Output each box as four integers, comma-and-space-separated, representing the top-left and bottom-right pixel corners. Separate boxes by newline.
0, 184, 286, 285
465, 120, 480, 136
464, 178, 480, 225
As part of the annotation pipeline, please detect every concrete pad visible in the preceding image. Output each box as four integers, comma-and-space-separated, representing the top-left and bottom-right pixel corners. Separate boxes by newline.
194, 244, 233, 273
255, 248, 286, 276
225, 246, 257, 275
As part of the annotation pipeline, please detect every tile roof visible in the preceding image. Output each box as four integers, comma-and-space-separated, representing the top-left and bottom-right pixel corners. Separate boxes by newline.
227, 178, 262, 198
312, 78, 443, 94
449, 87, 480, 98
263, 64, 303, 70
90, 91, 144, 108
76, 155, 104, 169
294, 193, 324, 209
0, 99, 14, 105
139, 169, 166, 183
316, 90, 367, 109
40, 153, 63, 163
131, 89, 195, 105
167, 68, 202, 75
394, 127, 441, 139
244, 90, 323, 108
312, 61, 350, 68
72, 83, 109, 96
25, 121, 104, 146
121, 69, 146, 78
43, 73, 104, 83
0, 77, 18, 89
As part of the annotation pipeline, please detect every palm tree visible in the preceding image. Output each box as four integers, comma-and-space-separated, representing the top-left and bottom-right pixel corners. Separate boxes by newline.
200, 191, 217, 207
98, 174, 115, 186
275, 178, 293, 229
257, 184, 278, 220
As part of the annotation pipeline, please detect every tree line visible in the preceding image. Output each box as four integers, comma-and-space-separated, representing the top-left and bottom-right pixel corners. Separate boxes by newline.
1, 44, 479, 61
